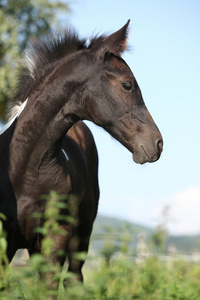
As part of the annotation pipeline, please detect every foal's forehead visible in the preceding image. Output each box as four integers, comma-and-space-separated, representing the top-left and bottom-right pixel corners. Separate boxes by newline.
106, 55, 133, 75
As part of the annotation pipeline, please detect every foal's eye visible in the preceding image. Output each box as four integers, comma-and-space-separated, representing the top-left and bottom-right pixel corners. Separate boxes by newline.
121, 81, 132, 91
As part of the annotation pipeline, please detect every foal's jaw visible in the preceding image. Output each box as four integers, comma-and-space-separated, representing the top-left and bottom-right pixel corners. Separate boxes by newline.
101, 118, 163, 165
102, 109, 163, 165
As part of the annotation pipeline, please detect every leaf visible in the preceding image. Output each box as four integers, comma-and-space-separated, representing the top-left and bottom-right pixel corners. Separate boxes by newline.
0, 237, 7, 252
72, 252, 87, 261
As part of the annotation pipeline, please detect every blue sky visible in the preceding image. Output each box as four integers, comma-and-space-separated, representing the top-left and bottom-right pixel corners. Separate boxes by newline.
67, 0, 200, 234
1, 0, 200, 235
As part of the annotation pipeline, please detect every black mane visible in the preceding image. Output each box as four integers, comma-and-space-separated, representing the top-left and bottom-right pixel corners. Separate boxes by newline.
15, 28, 105, 103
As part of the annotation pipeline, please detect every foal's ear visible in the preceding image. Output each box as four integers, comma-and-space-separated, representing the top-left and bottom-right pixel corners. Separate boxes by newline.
92, 20, 130, 58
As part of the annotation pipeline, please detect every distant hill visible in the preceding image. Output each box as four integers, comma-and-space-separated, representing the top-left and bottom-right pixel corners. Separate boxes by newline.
90, 215, 200, 255
11, 214, 200, 266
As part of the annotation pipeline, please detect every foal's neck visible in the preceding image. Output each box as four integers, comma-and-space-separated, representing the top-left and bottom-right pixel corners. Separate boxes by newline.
9, 64, 87, 173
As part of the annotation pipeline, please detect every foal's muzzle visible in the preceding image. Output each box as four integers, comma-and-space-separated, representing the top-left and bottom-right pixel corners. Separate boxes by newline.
132, 136, 163, 164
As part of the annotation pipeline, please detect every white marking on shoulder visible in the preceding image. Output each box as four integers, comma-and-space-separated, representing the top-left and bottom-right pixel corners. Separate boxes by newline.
61, 148, 69, 162
0, 98, 28, 135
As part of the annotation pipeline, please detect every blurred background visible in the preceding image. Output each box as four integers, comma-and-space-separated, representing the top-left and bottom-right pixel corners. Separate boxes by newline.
1, 0, 200, 239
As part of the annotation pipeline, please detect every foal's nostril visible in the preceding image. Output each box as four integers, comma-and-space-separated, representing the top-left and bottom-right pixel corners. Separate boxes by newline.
156, 139, 163, 154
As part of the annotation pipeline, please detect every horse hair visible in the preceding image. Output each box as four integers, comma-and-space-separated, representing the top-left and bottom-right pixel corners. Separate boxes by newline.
8, 29, 105, 120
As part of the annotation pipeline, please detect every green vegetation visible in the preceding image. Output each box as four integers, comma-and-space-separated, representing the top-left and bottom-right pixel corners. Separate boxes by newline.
0, 0, 70, 120
85, 255, 200, 300
1, 192, 200, 299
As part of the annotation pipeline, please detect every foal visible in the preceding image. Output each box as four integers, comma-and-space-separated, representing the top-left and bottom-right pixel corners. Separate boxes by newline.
0, 20, 163, 282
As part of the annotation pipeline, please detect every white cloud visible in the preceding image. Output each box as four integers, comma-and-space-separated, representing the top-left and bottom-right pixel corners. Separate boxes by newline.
169, 186, 200, 235
98, 186, 200, 235
152, 186, 200, 235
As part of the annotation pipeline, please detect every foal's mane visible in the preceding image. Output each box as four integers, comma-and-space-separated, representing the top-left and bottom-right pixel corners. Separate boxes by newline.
14, 28, 105, 106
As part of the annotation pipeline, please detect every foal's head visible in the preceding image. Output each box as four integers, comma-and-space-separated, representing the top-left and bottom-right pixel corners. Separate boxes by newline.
83, 20, 163, 164
12, 20, 162, 165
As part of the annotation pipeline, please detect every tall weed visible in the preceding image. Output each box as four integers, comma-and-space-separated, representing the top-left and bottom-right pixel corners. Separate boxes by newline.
1, 193, 200, 299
